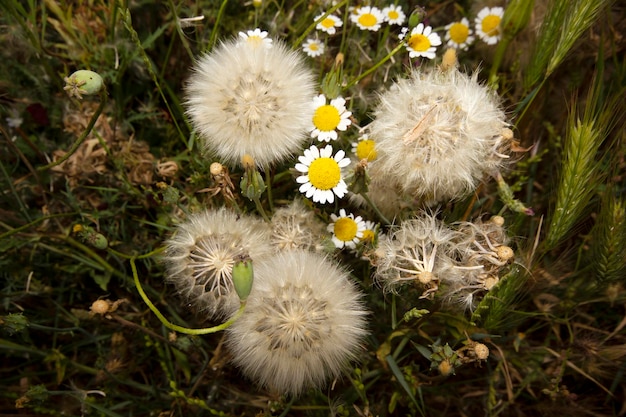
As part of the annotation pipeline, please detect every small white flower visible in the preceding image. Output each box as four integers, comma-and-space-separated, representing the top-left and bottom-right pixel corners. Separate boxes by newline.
382, 5, 406, 25
351, 6, 384, 31
315, 12, 343, 35
302, 38, 325, 57
445, 18, 474, 50
295, 144, 350, 204
328, 209, 366, 249
360, 220, 379, 244
351, 134, 378, 162
404, 23, 442, 59
310, 94, 352, 142
475, 7, 504, 45
238, 28, 273, 48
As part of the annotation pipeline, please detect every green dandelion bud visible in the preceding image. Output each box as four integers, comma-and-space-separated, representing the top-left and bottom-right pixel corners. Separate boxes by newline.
73, 224, 108, 249
501, 0, 534, 39
408, 6, 427, 30
232, 255, 254, 301
64, 70, 104, 99
240, 155, 266, 201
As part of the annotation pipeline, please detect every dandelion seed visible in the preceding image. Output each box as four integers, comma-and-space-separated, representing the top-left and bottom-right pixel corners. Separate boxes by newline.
445, 18, 474, 50
367, 68, 509, 204
163, 208, 272, 318
310, 94, 352, 142
403, 23, 442, 59
295, 144, 350, 204
328, 209, 366, 249
315, 13, 343, 35
475, 7, 504, 45
185, 36, 314, 167
382, 5, 406, 26
226, 250, 368, 396
302, 38, 325, 57
351, 6, 385, 32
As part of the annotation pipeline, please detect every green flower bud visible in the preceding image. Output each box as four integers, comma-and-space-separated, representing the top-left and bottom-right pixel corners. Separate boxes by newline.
240, 158, 266, 201
408, 6, 427, 30
232, 256, 254, 301
64, 70, 104, 99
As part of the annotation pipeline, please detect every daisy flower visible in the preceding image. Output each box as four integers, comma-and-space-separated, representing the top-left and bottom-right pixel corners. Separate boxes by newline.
302, 38, 325, 57
351, 134, 378, 161
360, 220, 379, 244
295, 144, 350, 204
226, 250, 368, 396
475, 7, 504, 45
315, 12, 343, 35
310, 94, 352, 142
351, 6, 385, 31
403, 23, 442, 59
382, 5, 406, 25
238, 28, 272, 48
328, 209, 366, 249
185, 37, 315, 167
445, 18, 474, 50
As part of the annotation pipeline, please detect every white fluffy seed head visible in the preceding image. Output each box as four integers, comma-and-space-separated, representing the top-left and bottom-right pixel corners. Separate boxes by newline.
368, 68, 509, 205
226, 250, 368, 396
374, 213, 460, 293
163, 208, 272, 318
270, 199, 327, 252
185, 37, 316, 168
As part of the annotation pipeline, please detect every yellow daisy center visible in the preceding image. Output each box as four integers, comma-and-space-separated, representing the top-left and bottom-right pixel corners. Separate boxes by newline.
356, 139, 377, 161
308, 157, 341, 190
358, 13, 377, 28
247, 35, 263, 46
481, 15, 501, 37
388, 11, 399, 20
334, 217, 358, 242
361, 229, 375, 242
449, 23, 469, 44
408, 34, 431, 52
313, 104, 341, 131
321, 18, 335, 29
309, 43, 319, 51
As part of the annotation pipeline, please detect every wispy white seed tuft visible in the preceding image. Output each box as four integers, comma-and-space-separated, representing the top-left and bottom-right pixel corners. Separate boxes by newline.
226, 250, 368, 396
185, 36, 315, 168
163, 208, 272, 318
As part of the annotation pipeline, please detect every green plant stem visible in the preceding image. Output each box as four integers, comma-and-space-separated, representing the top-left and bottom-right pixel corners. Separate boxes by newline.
0, 213, 77, 240
252, 196, 271, 223
292, 0, 348, 50
360, 191, 391, 225
131, 257, 245, 334
344, 42, 404, 91
208, 0, 229, 51
37, 94, 107, 172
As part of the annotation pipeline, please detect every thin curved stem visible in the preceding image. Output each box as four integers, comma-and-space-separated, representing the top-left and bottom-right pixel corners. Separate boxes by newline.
131, 257, 245, 335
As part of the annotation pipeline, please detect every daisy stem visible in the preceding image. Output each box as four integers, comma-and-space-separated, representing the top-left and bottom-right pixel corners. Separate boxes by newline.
37, 91, 107, 172
344, 42, 404, 91
253, 197, 271, 223
131, 257, 245, 334
264, 169, 274, 212
292, 0, 348, 51
360, 191, 391, 226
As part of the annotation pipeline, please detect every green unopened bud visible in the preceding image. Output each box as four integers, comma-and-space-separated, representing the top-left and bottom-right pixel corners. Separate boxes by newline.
0, 313, 29, 335
347, 159, 371, 195
64, 70, 104, 99
73, 224, 108, 249
232, 255, 254, 301
240, 155, 266, 200
408, 6, 427, 30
